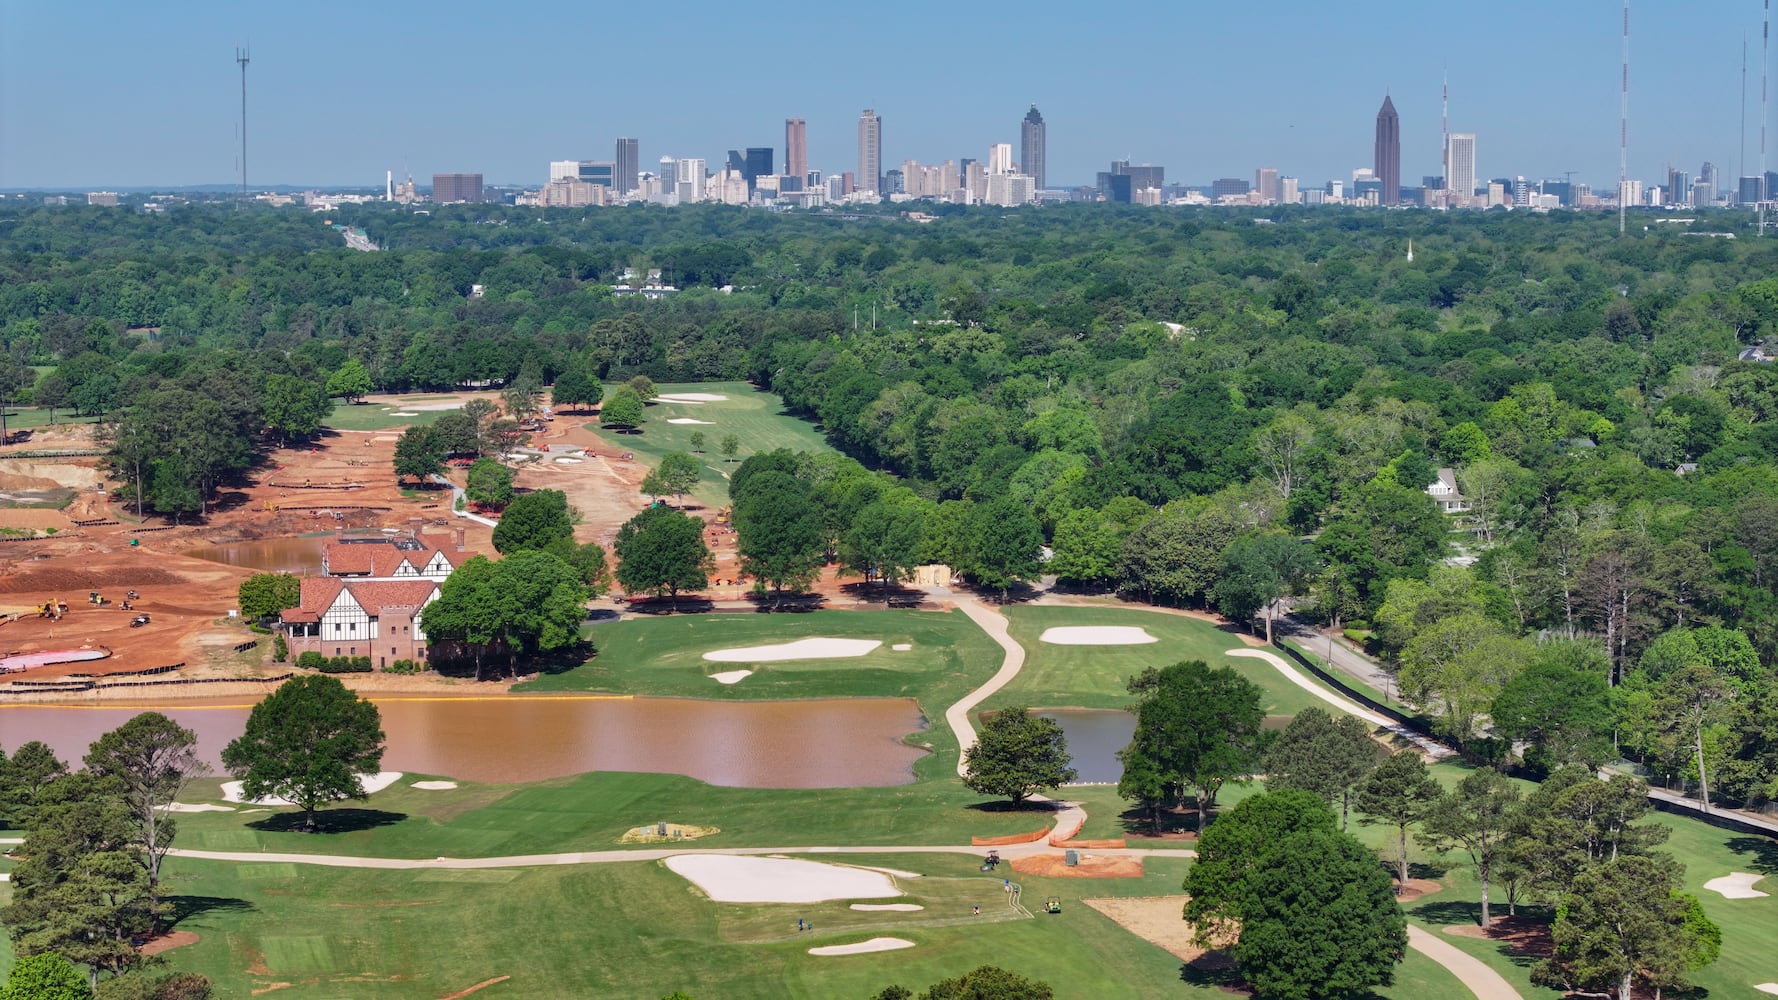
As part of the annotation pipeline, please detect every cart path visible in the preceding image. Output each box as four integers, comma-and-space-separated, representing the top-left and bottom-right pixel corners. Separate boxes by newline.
1224, 648, 1452, 758
163, 842, 1196, 870
1405, 926, 1524, 1000
943, 591, 1027, 778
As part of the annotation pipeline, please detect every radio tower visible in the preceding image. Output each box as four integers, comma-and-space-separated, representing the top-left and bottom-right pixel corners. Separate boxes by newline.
1440, 69, 1449, 196
236, 45, 250, 207
1763, 0, 1771, 233
1620, 0, 1629, 235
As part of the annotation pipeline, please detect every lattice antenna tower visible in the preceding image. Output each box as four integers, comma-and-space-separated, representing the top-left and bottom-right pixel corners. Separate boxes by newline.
1620, 0, 1629, 235
1763, 0, 1771, 233
1440, 69, 1448, 191
236, 45, 251, 206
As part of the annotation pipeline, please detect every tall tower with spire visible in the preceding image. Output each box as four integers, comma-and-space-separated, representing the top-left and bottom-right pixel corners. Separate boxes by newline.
1374, 95, 1401, 206
1020, 105, 1047, 191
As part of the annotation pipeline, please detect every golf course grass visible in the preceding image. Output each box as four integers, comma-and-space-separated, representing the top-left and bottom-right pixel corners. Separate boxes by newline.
321, 400, 452, 432
589, 380, 834, 508
994, 605, 1328, 715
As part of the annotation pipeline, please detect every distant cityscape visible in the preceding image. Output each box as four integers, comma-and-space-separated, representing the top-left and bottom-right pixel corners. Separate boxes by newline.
44, 98, 1778, 214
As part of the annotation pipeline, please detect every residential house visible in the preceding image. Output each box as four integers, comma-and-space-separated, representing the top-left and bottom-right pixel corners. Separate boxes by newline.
1426, 468, 1468, 514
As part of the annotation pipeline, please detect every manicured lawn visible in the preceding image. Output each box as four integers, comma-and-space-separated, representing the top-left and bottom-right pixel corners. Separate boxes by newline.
0, 407, 100, 432
321, 400, 451, 432
151, 849, 1459, 999
994, 605, 1328, 715
590, 380, 833, 508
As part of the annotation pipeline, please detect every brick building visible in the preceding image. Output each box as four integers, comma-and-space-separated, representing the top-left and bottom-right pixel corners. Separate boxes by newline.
280, 530, 472, 668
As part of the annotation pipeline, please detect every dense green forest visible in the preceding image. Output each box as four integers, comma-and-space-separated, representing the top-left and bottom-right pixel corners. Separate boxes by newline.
3, 202, 1778, 806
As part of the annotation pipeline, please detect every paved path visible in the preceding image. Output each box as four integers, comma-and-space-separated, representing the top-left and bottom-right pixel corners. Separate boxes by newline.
1405, 926, 1524, 1000
942, 591, 1028, 778
1225, 648, 1452, 759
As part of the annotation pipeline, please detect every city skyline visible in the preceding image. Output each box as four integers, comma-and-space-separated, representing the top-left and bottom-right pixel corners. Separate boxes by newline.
1, 1, 1771, 190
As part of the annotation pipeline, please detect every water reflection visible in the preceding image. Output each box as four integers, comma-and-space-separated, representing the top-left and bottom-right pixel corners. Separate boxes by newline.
181, 537, 328, 575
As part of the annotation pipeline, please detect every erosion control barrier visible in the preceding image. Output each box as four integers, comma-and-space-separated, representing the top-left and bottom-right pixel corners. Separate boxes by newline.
70, 662, 182, 679
0, 671, 294, 696
971, 827, 1051, 847
1051, 838, 1126, 850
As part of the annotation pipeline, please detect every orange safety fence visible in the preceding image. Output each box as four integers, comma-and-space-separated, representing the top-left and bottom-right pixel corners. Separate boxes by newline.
970, 828, 1050, 847
1050, 838, 1127, 850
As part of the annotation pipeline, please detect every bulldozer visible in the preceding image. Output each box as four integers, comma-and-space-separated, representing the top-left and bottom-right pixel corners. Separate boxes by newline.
37, 599, 67, 619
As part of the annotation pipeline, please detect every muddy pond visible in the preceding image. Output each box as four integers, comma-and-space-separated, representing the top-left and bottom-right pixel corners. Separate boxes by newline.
180, 537, 328, 575
0, 696, 928, 789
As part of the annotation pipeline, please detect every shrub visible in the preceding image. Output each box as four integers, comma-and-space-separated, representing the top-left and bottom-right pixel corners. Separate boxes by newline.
317, 656, 372, 674
272, 634, 288, 663
297, 651, 326, 670
381, 658, 425, 674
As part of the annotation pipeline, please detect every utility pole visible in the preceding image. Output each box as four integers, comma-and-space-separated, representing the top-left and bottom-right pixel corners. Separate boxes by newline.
236, 45, 251, 207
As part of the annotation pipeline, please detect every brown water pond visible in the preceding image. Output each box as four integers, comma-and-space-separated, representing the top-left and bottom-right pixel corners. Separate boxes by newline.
180, 537, 328, 575
0, 696, 928, 788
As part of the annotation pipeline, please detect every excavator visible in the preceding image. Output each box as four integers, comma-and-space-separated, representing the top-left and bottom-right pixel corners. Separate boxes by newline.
37, 599, 67, 619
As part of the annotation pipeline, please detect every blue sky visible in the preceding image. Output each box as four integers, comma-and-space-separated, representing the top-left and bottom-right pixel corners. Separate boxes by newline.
0, 0, 1766, 190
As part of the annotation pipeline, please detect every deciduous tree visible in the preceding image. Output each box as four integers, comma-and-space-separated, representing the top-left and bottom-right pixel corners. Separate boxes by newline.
236, 572, 301, 621
1533, 856, 1719, 1000
220, 675, 386, 831
1118, 660, 1265, 831
962, 707, 1076, 806
491, 489, 575, 554
1419, 767, 1522, 926
613, 506, 713, 608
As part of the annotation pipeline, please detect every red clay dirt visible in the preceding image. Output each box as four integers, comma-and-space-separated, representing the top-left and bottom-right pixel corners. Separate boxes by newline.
139, 930, 200, 956
1010, 853, 1144, 878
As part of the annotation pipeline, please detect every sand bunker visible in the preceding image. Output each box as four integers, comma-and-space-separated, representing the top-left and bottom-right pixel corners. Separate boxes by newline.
667, 418, 714, 425
656, 393, 729, 403
413, 781, 458, 790
1755, 984, 1778, 995
400, 402, 465, 411
663, 855, 903, 903
891, 644, 912, 651
166, 803, 234, 813
709, 669, 753, 684
553, 458, 583, 464
392, 411, 419, 416
1039, 626, 1158, 646
703, 638, 882, 662
850, 903, 923, 912
1703, 872, 1769, 898
1083, 896, 1208, 962
222, 772, 403, 805
808, 937, 915, 956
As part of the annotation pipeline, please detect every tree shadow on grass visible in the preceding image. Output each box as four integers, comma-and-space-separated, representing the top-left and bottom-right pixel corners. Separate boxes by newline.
1176, 951, 1243, 991
964, 799, 1067, 816
246, 808, 407, 835
1727, 835, 1778, 876
1407, 899, 1481, 927
164, 894, 255, 925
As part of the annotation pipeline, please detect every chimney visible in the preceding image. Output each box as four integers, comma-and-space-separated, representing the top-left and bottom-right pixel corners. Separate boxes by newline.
454, 526, 465, 551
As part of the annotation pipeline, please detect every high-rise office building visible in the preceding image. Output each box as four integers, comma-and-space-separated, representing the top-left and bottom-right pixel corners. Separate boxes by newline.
550, 160, 580, 182
578, 161, 616, 188
676, 158, 706, 203
432, 173, 484, 204
658, 156, 677, 200
785, 119, 807, 181
1020, 105, 1046, 190
615, 138, 639, 197
1445, 133, 1476, 206
989, 143, 1013, 175
745, 148, 773, 190
1255, 167, 1280, 204
1375, 95, 1401, 205
858, 109, 882, 195
1697, 161, 1717, 205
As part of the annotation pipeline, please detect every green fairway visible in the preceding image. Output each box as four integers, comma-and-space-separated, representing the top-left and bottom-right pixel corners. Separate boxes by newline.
591, 380, 834, 508
0, 407, 100, 432
321, 400, 452, 432
150, 849, 1462, 999
994, 605, 1328, 715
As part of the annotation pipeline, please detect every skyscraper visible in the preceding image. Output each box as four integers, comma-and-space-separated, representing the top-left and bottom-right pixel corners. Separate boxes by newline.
989, 143, 1013, 175
1446, 133, 1476, 206
432, 173, 483, 204
1020, 105, 1046, 190
1374, 95, 1401, 205
858, 109, 882, 196
615, 138, 639, 197
785, 118, 808, 181
1255, 167, 1280, 203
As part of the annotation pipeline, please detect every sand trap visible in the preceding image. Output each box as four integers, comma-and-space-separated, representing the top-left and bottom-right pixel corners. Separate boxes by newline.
221, 771, 403, 805
892, 643, 912, 651
553, 458, 583, 464
850, 903, 923, 912
1755, 984, 1778, 995
657, 393, 729, 402
808, 937, 915, 956
709, 669, 753, 684
704, 638, 882, 662
392, 411, 419, 416
1039, 626, 1158, 646
401, 402, 465, 411
413, 780, 458, 790
667, 418, 714, 425
0, 874, 8, 882
1703, 872, 1769, 898
165, 803, 234, 813
664, 855, 903, 903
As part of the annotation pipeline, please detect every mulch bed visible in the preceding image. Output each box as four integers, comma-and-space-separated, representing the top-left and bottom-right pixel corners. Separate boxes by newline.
1443, 914, 1554, 959
138, 929, 199, 955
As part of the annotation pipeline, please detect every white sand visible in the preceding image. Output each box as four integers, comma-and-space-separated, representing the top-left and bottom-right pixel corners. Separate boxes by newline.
891, 643, 912, 651
0, 873, 8, 882
412, 780, 458, 790
392, 411, 419, 416
664, 855, 902, 903
1039, 626, 1158, 646
704, 638, 882, 662
667, 418, 714, 425
848, 864, 923, 878
221, 771, 404, 806
1755, 984, 1778, 995
400, 402, 465, 411
554, 458, 583, 464
709, 669, 753, 684
166, 803, 235, 813
850, 903, 923, 912
809, 938, 915, 956
1703, 872, 1770, 898
657, 393, 729, 402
